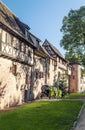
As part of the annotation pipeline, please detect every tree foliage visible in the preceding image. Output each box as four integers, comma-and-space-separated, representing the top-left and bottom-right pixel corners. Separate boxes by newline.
60, 6, 85, 67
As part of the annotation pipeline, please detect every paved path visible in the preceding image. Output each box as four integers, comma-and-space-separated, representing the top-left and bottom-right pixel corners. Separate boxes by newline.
73, 100, 85, 130
73, 107, 85, 130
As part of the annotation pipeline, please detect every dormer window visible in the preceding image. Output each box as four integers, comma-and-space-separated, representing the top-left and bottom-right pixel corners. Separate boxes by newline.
25, 29, 29, 39
36, 39, 39, 48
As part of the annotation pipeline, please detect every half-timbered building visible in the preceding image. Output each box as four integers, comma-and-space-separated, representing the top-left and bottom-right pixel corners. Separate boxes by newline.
0, 1, 37, 109
43, 39, 68, 86
27, 32, 47, 99
1, 1, 84, 110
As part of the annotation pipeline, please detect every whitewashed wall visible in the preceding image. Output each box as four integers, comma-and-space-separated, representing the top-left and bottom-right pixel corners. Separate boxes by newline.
47, 59, 55, 86
0, 57, 31, 109
33, 55, 46, 98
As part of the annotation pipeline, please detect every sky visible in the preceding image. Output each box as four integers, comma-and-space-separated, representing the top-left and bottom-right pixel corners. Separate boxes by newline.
1, 0, 85, 56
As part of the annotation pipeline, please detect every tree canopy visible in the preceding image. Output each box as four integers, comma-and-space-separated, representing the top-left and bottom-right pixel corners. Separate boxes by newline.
60, 6, 85, 67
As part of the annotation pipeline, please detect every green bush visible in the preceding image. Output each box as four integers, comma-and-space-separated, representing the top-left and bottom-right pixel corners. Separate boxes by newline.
49, 86, 58, 98
57, 90, 62, 98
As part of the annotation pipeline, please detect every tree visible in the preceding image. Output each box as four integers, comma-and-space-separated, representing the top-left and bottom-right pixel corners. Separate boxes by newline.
60, 6, 85, 67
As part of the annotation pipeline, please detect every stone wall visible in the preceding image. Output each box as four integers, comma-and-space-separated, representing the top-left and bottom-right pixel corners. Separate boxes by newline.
69, 64, 78, 93
69, 64, 84, 93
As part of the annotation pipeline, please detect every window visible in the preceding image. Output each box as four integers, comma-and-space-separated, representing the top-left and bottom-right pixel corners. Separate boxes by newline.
73, 75, 75, 80
54, 66, 57, 71
36, 72, 38, 79
48, 73, 50, 78
13, 37, 20, 49
54, 61, 57, 66
12, 64, 17, 76
42, 72, 44, 78
36, 40, 39, 48
7, 33, 12, 45
2, 30, 6, 43
58, 71, 60, 78
26, 74, 29, 84
25, 29, 29, 39
40, 72, 44, 78
21, 42, 25, 52
28, 50, 31, 57
26, 45, 29, 54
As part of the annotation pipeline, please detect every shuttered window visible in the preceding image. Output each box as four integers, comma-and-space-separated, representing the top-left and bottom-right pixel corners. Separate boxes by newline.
12, 64, 17, 76
58, 71, 60, 78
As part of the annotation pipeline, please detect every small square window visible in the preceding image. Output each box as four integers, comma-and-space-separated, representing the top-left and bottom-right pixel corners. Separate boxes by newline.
73, 75, 75, 79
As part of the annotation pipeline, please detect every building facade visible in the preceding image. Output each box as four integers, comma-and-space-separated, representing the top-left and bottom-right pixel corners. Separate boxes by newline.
0, 1, 36, 109
0, 1, 85, 110
43, 39, 68, 86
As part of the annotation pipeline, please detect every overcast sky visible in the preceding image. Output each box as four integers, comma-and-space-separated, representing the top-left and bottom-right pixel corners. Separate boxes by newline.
2, 0, 85, 56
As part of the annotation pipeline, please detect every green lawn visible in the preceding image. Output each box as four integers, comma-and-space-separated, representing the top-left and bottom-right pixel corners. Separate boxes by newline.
0, 100, 83, 130
64, 93, 85, 99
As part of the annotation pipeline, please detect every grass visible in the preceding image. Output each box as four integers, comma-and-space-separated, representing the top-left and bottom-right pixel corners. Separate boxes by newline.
0, 100, 83, 130
64, 93, 85, 99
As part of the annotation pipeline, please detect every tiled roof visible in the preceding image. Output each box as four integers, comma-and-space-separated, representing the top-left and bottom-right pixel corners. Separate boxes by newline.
0, 1, 24, 35
29, 32, 41, 43
14, 17, 30, 35
0, 1, 36, 48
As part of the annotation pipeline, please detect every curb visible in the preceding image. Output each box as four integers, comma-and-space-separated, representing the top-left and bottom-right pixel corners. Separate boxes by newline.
36, 98, 62, 102
70, 102, 85, 130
